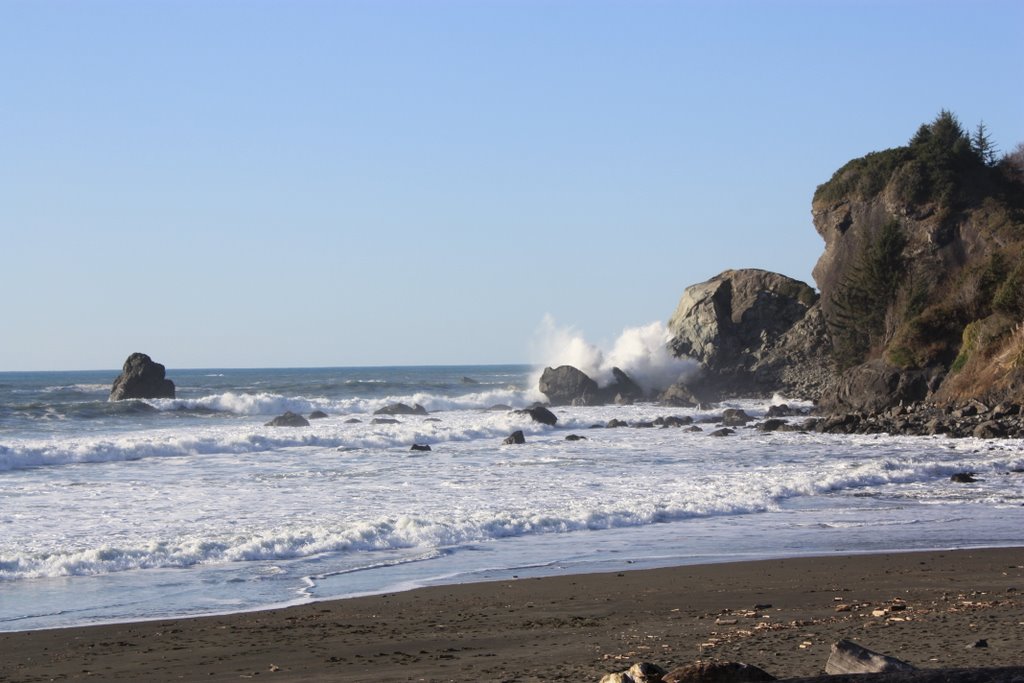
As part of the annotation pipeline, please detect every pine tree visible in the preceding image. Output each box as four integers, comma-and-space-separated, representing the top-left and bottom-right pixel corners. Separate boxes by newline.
971, 120, 999, 166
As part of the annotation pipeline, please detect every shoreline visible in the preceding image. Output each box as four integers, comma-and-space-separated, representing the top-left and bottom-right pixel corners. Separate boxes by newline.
2, 548, 1022, 682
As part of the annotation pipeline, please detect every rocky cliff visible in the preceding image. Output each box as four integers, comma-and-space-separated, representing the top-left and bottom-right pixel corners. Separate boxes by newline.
811, 111, 1024, 411
661, 112, 1024, 410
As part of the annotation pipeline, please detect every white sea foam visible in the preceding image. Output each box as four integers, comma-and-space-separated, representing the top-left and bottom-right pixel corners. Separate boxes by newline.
3, 411, 1022, 581
4, 367, 1024, 631
529, 315, 696, 395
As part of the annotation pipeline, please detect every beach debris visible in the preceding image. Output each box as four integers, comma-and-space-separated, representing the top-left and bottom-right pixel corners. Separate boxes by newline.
410, 443, 431, 451
662, 660, 776, 682
824, 639, 916, 675
264, 411, 310, 427
309, 410, 329, 419
968, 638, 989, 648
374, 402, 428, 416
600, 662, 669, 683
503, 430, 525, 445
599, 673, 634, 683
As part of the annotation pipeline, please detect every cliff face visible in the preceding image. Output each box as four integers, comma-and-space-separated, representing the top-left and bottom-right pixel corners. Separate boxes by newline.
811, 112, 1024, 410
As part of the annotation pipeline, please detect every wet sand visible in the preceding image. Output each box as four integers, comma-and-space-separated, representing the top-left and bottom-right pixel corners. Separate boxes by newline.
2, 548, 1022, 682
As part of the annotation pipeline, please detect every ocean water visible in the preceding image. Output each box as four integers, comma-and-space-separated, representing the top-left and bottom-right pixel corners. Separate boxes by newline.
1, 364, 1023, 632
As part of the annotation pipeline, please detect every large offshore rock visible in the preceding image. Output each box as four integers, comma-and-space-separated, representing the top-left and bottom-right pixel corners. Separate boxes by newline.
665, 269, 826, 400
539, 365, 601, 406
109, 353, 176, 401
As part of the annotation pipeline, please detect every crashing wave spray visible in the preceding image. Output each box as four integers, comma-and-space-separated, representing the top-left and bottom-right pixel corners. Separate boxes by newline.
529, 315, 697, 396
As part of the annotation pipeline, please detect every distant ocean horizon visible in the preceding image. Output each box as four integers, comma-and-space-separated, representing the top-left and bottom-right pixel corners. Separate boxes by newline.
2, 363, 1022, 632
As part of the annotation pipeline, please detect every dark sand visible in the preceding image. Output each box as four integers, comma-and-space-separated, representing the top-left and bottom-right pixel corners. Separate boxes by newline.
2, 548, 1022, 682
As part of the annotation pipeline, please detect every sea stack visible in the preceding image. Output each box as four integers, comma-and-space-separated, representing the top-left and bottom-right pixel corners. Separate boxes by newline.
109, 352, 176, 401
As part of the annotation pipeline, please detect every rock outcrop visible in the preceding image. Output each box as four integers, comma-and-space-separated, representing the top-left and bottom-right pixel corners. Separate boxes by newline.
663, 269, 827, 401
540, 365, 601, 406
109, 353, 176, 401
539, 366, 648, 406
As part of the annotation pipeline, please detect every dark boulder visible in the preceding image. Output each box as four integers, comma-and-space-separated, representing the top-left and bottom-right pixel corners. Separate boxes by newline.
721, 408, 753, 426
410, 443, 432, 451
756, 418, 787, 432
565, 434, 587, 441
709, 427, 735, 437
371, 417, 401, 425
655, 415, 693, 427
374, 403, 428, 416
309, 410, 329, 420
607, 366, 645, 404
973, 420, 1006, 439
503, 430, 525, 445
109, 353, 176, 401
951, 472, 978, 483
516, 405, 558, 426
606, 419, 629, 428
539, 365, 601, 406
265, 411, 310, 427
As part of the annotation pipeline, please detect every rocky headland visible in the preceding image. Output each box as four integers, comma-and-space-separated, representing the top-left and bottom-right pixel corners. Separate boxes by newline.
540, 113, 1024, 437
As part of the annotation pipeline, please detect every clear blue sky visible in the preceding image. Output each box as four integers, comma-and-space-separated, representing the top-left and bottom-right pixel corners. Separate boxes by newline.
3, 0, 1022, 371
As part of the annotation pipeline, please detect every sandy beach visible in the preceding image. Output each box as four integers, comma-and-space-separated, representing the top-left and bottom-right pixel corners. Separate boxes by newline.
1, 548, 1022, 682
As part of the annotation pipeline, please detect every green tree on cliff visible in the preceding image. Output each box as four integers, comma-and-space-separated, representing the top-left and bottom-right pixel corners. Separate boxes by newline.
971, 121, 999, 166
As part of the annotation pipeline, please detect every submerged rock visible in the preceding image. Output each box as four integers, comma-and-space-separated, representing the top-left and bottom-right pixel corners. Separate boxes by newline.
265, 411, 310, 427
503, 430, 525, 445
374, 402, 428, 416
517, 405, 558, 426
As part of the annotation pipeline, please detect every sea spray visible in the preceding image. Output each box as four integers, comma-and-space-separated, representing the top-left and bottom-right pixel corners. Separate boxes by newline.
529, 315, 696, 396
